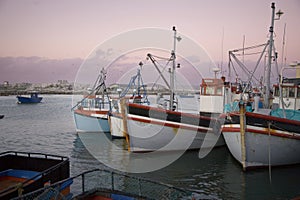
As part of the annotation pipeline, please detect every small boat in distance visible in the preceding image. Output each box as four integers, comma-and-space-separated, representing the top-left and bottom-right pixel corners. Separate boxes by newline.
0, 115, 4, 119
0, 151, 70, 200
16, 92, 43, 104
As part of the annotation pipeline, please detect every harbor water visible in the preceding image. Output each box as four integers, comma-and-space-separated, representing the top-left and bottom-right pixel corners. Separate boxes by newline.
0, 95, 300, 199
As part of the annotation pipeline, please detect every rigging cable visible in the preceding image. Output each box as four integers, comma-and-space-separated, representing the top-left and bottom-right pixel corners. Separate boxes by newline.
149, 55, 172, 91
231, 43, 268, 53
281, 23, 287, 69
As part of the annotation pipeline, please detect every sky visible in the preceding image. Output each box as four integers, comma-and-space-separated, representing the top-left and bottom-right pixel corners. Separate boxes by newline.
0, 0, 299, 84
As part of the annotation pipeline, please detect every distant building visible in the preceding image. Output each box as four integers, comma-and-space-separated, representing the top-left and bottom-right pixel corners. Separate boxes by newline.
3, 81, 9, 86
58, 80, 69, 85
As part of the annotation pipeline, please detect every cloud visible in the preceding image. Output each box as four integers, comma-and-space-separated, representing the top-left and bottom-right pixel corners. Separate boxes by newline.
0, 56, 82, 83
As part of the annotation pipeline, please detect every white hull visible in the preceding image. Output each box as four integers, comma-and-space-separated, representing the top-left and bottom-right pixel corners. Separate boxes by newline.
222, 124, 300, 169
126, 113, 224, 152
73, 110, 110, 133
109, 113, 126, 138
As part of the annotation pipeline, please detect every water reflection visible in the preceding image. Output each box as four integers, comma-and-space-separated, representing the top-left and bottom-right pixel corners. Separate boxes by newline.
1, 95, 300, 199
72, 132, 300, 199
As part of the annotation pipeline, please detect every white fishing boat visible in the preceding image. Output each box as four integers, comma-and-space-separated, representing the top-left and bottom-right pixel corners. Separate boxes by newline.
121, 27, 224, 152
72, 68, 111, 133
222, 3, 300, 170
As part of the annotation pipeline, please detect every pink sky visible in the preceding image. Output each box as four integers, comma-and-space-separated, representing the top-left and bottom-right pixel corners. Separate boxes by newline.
0, 0, 299, 83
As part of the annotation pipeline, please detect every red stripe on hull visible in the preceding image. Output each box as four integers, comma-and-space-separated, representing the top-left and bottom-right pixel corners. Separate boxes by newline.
110, 112, 123, 119
246, 112, 300, 126
128, 115, 210, 133
225, 111, 300, 126
222, 126, 300, 140
74, 109, 108, 116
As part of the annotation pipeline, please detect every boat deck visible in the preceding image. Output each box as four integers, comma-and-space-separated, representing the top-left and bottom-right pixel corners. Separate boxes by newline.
0, 176, 27, 191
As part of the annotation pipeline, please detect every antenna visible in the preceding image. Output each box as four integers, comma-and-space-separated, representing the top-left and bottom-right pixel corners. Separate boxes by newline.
221, 27, 224, 73
281, 23, 286, 69
212, 67, 221, 79
276, 9, 284, 20
242, 35, 245, 63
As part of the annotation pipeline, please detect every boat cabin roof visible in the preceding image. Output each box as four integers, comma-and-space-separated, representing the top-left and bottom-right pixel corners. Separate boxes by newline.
200, 78, 225, 96
283, 77, 300, 85
200, 78, 224, 86
273, 83, 300, 88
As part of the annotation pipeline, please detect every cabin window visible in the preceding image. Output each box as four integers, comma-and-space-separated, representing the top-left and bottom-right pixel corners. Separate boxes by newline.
297, 87, 300, 98
202, 85, 223, 95
205, 86, 215, 95
289, 87, 295, 98
201, 87, 205, 95
95, 99, 100, 108
282, 87, 288, 98
273, 87, 279, 97
216, 87, 223, 95
201, 80, 223, 96
82, 99, 87, 107
88, 99, 94, 108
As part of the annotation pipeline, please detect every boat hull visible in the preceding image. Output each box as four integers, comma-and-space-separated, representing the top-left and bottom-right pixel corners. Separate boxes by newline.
16, 96, 42, 103
109, 112, 126, 138
124, 103, 224, 152
73, 109, 110, 133
222, 112, 300, 169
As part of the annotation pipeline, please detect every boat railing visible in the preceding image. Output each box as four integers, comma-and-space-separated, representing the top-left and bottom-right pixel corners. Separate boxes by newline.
0, 151, 68, 160
71, 95, 111, 111
13, 168, 199, 200
0, 151, 69, 198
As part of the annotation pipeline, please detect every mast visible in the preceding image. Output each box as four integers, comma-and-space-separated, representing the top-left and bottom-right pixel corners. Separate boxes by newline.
264, 2, 276, 108
170, 26, 177, 110
137, 61, 143, 96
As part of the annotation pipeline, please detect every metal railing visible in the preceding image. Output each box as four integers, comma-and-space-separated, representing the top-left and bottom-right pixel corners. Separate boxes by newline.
13, 168, 198, 200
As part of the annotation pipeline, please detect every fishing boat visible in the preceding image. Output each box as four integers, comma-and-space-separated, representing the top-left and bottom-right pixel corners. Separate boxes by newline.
109, 62, 149, 139
221, 3, 300, 170
15, 169, 198, 200
72, 68, 111, 133
16, 92, 42, 104
0, 151, 70, 200
121, 27, 224, 152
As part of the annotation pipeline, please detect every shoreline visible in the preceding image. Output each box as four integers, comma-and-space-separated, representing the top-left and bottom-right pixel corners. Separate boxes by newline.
0, 90, 74, 96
